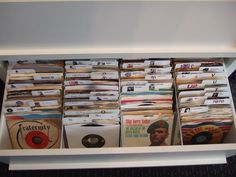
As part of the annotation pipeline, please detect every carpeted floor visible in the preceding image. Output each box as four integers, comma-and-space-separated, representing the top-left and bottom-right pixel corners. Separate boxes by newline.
0, 71, 236, 176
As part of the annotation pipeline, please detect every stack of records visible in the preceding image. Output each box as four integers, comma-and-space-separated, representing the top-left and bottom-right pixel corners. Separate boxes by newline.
120, 59, 174, 146
63, 59, 120, 148
174, 59, 234, 144
5, 60, 64, 149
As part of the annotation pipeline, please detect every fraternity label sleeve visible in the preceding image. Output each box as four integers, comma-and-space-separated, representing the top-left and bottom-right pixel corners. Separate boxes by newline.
6, 117, 61, 149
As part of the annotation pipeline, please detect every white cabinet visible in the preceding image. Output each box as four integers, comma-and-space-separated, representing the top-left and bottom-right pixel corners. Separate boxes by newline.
0, 0, 236, 170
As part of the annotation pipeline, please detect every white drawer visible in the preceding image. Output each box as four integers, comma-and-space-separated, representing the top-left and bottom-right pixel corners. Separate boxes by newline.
0, 56, 236, 170
1, 1, 236, 170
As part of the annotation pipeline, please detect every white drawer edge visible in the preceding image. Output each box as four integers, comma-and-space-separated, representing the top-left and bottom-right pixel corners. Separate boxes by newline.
8, 151, 227, 170
0, 144, 236, 156
0, 47, 236, 60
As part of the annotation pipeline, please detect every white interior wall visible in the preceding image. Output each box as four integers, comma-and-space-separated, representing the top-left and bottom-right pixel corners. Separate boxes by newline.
0, 1, 236, 52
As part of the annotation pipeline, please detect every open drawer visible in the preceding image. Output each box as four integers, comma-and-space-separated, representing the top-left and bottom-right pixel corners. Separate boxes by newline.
0, 56, 236, 170
0, 0, 236, 170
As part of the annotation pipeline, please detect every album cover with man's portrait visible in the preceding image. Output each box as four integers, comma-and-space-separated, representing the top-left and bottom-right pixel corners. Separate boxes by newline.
121, 114, 174, 147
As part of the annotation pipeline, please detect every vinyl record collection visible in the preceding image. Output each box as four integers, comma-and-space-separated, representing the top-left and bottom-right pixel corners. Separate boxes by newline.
174, 59, 234, 144
63, 59, 120, 148
120, 59, 174, 146
2, 58, 235, 149
4, 60, 64, 149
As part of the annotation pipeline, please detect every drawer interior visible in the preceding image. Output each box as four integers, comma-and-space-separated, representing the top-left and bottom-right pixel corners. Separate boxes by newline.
0, 58, 236, 150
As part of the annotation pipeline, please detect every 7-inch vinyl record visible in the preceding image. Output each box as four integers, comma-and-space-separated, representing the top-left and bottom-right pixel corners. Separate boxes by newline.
64, 124, 120, 148
7, 117, 61, 149
181, 121, 233, 144
82, 134, 105, 148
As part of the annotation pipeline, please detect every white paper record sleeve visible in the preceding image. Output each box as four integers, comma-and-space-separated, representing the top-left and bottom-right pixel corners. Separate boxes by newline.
64, 124, 120, 148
